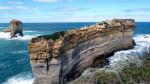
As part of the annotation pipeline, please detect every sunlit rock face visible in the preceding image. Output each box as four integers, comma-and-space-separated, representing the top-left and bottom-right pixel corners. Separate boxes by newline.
28, 19, 135, 84
4, 19, 23, 38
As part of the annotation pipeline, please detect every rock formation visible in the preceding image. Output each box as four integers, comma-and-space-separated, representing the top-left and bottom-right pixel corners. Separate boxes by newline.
28, 19, 135, 84
4, 19, 23, 38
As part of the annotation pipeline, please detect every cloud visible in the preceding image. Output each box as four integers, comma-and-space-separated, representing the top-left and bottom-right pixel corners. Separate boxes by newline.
123, 8, 150, 13
15, 6, 29, 10
8, 1, 24, 5
0, 5, 38, 15
33, 0, 61, 3
33, 0, 72, 3
48, 7, 90, 17
14, 5, 39, 11
0, 6, 12, 10
54, 7, 89, 12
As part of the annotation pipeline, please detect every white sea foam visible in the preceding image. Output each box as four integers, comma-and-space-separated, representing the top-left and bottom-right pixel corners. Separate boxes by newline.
0, 32, 40, 40
3, 73, 34, 84
104, 34, 150, 71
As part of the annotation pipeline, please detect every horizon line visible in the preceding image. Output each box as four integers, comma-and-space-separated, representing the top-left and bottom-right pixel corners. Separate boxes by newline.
0, 21, 150, 23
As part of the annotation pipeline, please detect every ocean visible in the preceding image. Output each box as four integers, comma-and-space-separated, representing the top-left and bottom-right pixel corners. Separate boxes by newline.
0, 22, 150, 84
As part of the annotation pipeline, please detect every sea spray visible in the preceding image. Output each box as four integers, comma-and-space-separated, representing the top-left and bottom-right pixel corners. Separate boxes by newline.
3, 73, 34, 84
0, 32, 40, 40
103, 34, 150, 71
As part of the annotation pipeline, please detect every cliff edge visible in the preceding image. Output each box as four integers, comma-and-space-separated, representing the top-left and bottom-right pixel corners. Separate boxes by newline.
28, 19, 135, 84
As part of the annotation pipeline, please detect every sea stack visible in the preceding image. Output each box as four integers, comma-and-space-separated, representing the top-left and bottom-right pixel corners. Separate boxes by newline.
4, 19, 23, 38
28, 19, 135, 84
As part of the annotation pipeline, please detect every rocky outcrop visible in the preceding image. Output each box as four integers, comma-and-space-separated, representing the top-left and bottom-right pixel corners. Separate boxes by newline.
4, 19, 23, 38
28, 19, 135, 84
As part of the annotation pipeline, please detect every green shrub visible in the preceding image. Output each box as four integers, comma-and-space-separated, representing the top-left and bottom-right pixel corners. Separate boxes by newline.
38, 31, 66, 40
91, 70, 121, 84
121, 64, 150, 84
31, 31, 66, 43
120, 48, 150, 84
71, 76, 89, 84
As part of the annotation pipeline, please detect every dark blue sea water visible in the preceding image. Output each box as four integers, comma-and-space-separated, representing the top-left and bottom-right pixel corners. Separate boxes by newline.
0, 22, 150, 84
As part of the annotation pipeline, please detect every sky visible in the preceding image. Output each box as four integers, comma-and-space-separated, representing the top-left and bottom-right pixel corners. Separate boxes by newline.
0, 0, 150, 22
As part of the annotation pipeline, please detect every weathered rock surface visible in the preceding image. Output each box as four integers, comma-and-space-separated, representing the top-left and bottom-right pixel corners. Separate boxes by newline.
4, 19, 23, 38
28, 19, 135, 84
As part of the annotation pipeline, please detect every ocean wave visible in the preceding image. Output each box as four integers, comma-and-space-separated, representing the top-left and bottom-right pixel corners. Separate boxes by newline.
0, 32, 40, 40
0, 27, 4, 29
10, 50, 28, 54
0, 63, 10, 69
23, 31, 37, 33
16, 59, 26, 63
3, 73, 34, 84
104, 34, 150, 71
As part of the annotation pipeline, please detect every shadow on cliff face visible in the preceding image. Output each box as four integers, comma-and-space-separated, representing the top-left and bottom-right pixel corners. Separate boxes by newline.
93, 43, 136, 68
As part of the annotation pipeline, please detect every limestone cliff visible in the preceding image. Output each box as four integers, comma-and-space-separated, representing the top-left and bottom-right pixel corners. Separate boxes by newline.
28, 19, 135, 84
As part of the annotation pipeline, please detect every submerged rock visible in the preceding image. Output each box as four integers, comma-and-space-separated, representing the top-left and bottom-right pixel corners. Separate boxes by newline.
28, 19, 135, 84
4, 19, 23, 38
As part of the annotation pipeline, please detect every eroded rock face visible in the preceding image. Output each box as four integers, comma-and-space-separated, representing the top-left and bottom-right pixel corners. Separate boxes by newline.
4, 19, 23, 38
28, 19, 135, 84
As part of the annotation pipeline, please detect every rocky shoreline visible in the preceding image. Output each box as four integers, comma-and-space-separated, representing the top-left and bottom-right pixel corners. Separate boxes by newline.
28, 19, 135, 84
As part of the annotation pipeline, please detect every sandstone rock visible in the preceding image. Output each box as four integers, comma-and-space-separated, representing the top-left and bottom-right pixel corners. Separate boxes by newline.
28, 19, 135, 84
4, 19, 23, 38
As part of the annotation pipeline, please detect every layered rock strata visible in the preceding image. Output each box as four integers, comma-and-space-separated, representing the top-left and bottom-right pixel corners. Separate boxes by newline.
28, 19, 135, 84
4, 19, 23, 38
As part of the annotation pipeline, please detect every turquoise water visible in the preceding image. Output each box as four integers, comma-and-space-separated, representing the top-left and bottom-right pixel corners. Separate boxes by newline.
0, 22, 150, 84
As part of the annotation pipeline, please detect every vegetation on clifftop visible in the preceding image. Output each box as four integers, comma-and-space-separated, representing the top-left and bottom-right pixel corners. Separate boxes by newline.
39, 31, 66, 40
31, 31, 66, 42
